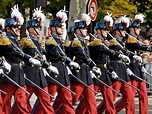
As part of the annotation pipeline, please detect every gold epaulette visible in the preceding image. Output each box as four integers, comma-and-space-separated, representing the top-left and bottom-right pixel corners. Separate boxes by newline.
89, 39, 102, 46
45, 37, 58, 46
63, 41, 71, 47
108, 39, 119, 46
71, 38, 82, 47
20, 37, 36, 48
127, 37, 137, 43
0, 37, 11, 45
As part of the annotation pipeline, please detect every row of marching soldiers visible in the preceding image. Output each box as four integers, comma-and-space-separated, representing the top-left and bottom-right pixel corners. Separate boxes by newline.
0, 4, 151, 114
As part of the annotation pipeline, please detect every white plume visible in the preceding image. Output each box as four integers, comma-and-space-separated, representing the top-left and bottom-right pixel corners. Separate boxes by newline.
135, 13, 144, 23
120, 16, 130, 28
104, 12, 113, 27
56, 10, 67, 23
0, 18, 5, 30
33, 6, 46, 23
81, 13, 91, 26
11, 4, 24, 25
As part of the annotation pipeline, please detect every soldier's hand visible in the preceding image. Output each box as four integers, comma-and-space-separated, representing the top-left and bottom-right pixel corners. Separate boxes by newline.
29, 58, 41, 66
133, 55, 142, 63
2, 61, 11, 73
92, 66, 101, 76
90, 70, 96, 78
0, 69, 3, 74
47, 65, 59, 75
69, 61, 80, 69
118, 54, 130, 64
126, 68, 134, 76
111, 71, 119, 79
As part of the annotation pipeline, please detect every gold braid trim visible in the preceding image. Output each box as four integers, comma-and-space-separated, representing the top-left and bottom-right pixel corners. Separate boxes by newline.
45, 37, 58, 46
127, 37, 137, 43
108, 39, 119, 46
63, 41, 71, 47
20, 37, 36, 48
71, 38, 82, 47
0, 37, 11, 45
90, 39, 102, 46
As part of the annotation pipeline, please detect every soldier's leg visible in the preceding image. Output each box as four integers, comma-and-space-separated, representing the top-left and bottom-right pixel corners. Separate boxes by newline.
75, 84, 100, 114
115, 80, 137, 113
81, 84, 97, 114
53, 95, 61, 111
138, 81, 148, 114
34, 87, 54, 114
11, 85, 30, 114
32, 84, 58, 114
0, 83, 16, 114
119, 82, 135, 114
0, 92, 4, 114
55, 85, 75, 114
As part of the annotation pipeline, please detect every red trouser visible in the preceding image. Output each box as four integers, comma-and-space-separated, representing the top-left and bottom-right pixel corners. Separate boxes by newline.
0, 83, 29, 114
113, 81, 135, 114
115, 80, 148, 114
71, 82, 97, 114
0, 92, 4, 114
94, 85, 116, 114
35, 84, 75, 114
27, 86, 54, 114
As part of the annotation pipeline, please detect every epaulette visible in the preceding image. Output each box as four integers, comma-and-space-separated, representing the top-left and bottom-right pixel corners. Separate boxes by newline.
0, 37, 11, 45
127, 37, 137, 43
108, 39, 119, 46
89, 39, 102, 46
45, 37, 58, 46
20, 37, 36, 48
71, 38, 82, 47
63, 41, 71, 47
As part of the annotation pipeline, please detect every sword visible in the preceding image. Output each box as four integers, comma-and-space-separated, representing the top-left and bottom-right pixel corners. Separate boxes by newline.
117, 77, 140, 92
94, 77, 121, 96
24, 75, 54, 98
45, 72, 76, 96
0, 89, 7, 95
131, 74, 152, 86
2, 73, 30, 95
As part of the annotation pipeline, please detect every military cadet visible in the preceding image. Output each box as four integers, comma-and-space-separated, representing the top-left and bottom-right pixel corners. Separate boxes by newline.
33, 10, 79, 114
107, 16, 138, 114
69, 13, 101, 114
14, 7, 58, 114
0, 5, 41, 114
115, 14, 150, 114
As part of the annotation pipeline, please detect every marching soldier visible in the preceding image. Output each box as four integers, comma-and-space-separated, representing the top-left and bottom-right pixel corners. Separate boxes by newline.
116, 14, 150, 114
107, 17, 137, 114
0, 5, 41, 114
33, 10, 79, 114
69, 13, 101, 114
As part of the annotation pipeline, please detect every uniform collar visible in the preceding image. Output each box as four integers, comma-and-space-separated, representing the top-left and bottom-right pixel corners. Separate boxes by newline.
29, 35, 38, 41
6, 33, 15, 39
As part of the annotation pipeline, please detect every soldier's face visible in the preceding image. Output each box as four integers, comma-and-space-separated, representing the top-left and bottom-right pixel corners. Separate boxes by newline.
135, 27, 141, 35
56, 25, 63, 35
101, 29, 108, 38
80, 28, 88, 37
11, 26, 20, 37
120, 29, 126, 37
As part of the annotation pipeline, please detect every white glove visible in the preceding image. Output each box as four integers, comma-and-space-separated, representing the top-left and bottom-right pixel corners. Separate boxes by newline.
141, 66, 148, 73
111, 71, 119, 79
69, 61, 80, 69
118, 54, 130, 64
66, 66, 72, 75
133, 55, 142, 63
90, 70, 96, 78
0, 69, 4, 74
29, 58, 41, 66
2, 61, 11, 72
126, 68, 134, 76
42, 68, 49, 77
92, 66, 101, 76
47, 65, 59, 75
